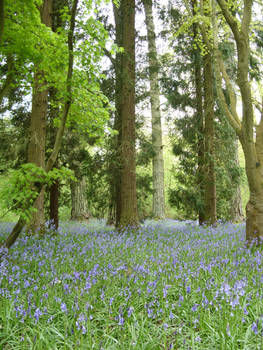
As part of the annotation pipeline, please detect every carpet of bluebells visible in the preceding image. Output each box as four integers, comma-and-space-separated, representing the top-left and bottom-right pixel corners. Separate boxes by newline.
0, 219, 263, 349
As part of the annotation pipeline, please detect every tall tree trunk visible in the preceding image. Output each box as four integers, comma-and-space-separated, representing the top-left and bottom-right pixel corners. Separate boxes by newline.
195, 54, 205, 225
143, 0, 165, 220
70, 177, 88, 221
111, 2, 123, 226
192, 0, 205, 225
118, 0, 138, 228
203, 51, 217, 225
27, 0, 53, 233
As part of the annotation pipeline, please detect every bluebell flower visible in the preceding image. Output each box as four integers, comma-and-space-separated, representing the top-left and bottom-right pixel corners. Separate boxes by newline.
252, 321, 258, 334
61, 302, 67, 313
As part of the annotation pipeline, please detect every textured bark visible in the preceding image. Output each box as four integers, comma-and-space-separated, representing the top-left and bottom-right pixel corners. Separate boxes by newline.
203, 52, 217, 225
118, 0, 138, 228
214, 0, 263, 243
27, 0, 53, 233
143, 0, 165, 219
70, 178, 89, 221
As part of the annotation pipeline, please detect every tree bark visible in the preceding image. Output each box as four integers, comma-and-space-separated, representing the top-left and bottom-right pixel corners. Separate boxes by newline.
70, 177, 89, 221
143, 0, 165, 220
118, 0, 138, 228
27, 0, 53, 233
203, 51, 217, 225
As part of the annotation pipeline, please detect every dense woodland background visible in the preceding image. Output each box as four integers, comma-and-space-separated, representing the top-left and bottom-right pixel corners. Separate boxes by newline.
0, 0, 262, 248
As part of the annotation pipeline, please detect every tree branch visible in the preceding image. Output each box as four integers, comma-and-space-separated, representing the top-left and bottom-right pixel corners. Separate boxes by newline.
216, 0, 241, 43
103, 48, 116, 69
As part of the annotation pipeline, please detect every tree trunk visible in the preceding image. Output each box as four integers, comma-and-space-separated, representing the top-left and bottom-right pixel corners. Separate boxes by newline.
192, 0, 205, 225
203, 51, 217, 225
241, 118, 263, 243
27, 0, 52, 233
143, 0, 165, 220
113, 0, 138, 228
49, 179, 59, 229
230, 139, 244, 222
70, 177, 89, 221
111, 2, 123, 226
119, 0, 138, 227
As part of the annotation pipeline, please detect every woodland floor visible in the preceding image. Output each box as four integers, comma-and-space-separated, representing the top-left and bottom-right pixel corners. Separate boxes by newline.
0, 220, 262, 349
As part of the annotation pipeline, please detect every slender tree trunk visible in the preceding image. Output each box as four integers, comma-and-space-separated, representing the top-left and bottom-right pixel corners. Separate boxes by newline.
49, 179, 59, 229
70, 177, 88, 221
230, 139, 244, 222
118, 0, 138, 228
111, 2, 123, 226
195, 55, 205, 225
48, 86, 60, 229
192, 0, 205, 224
143, 0, 165, 220
27, 0, 53, 233
203, 51, 217, 225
